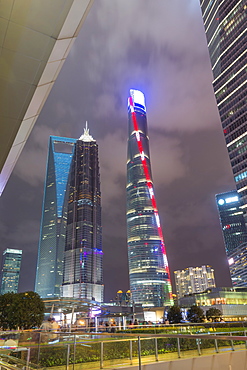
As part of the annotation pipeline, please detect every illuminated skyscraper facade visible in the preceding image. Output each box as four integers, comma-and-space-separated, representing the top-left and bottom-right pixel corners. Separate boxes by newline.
62, 127, 103, 302
174, 265, 216, 300
35, 136, 76, 298
0, 249, 22, 294
199, 1, 247, 215
126, 89, 172, 307
216, 190, 247, 256
228, 242, 247, 286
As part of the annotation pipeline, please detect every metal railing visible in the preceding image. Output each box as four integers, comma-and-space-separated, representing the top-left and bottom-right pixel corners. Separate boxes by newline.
0, 359, 24, 370
0, 330, 247, 370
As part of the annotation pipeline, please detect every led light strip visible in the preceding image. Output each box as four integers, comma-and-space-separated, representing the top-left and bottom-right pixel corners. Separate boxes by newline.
213, 50, 246, 84
129, 96, 170, 276
212, 29, 246, 72
214, 65, 246, 95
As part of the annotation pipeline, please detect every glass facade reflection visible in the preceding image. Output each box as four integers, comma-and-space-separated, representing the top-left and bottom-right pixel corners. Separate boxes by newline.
199, 1, 247, 214
0, 248, 22, 294
35, 136, 76, 298
229, 242, 247, 286
126, 89, 172, 307
62, 128, 103, 302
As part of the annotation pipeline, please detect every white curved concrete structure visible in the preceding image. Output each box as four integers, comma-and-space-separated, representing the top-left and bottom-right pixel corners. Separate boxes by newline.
0, 0, 94, 195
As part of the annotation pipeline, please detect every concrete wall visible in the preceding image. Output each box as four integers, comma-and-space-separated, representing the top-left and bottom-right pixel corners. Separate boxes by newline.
114, 350, 247, 370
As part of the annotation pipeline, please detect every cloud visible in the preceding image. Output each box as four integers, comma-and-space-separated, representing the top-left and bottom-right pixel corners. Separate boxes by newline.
98, 130, 126, 206
65, 0, 216, 135
14, 124, 60, 186
150, 133, 188, 186
1, 219, 40, 250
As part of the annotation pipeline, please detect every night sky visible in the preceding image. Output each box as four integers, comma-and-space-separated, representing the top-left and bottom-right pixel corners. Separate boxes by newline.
0, 0, 234, 301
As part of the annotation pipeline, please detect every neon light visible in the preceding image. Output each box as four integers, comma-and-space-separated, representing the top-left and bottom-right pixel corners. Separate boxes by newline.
225, 196, 238, 203
154, 212, 160, 228
218, 199, 225, 205
129, 92, 172, 288
135, 280, 169, 284
136, 131, 140, 141
148, 187, 154, 198
130, 89, 146, 111
163, 254, 168, 268
238, 185, 247, 192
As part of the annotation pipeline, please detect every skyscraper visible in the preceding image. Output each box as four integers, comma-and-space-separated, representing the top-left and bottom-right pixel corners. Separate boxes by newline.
216, 190, 247, 255
62, 127, 103, 302
174, 265, 216, 300
199, 1, 247, 215
0, 248, 22, 294
35, 136, 77, 298
228, 242, 247, 286
126, 89, 173, 307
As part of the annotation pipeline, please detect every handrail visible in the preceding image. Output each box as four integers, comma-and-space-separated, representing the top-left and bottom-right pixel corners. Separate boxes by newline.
1, 330, 247, 370
0, 359, 24, 370
42, 330, 247, 339
4, 331, 246, 348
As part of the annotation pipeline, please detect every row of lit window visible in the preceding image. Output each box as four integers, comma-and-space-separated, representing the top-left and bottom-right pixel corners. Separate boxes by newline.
227, 122, 247, 149
215, 67, 245, 103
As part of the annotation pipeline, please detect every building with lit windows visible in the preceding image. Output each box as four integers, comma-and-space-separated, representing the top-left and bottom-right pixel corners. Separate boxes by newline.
0, 249, 22, 294
216, 190, 247, 256
174, 265, 216, 299
126, 89, 172, 307
228, 242, 247, 286
179, 287, 247, 321
35, 136, 77, 298
199, 1, 247, 217
62, 126, 103, 302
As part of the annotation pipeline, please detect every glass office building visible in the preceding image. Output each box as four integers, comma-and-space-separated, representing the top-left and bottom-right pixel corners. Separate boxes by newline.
35, 136, 76, 298
216, 190, 247, 255
199, 1, 247, 214
0, 248, 22, 294
126, 89, 173, 307
228, 242, 247, 286
62, 127, 103, 302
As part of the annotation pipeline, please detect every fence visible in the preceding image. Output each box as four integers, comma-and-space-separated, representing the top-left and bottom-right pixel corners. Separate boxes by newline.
0, 329, 247, 370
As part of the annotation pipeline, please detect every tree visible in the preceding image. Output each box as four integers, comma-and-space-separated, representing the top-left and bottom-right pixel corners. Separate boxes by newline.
206, 307, 222, 322
167, 305, 183, 324
187, 305, 205, 323
0, 292, 19, 330
0, 291, 45, 330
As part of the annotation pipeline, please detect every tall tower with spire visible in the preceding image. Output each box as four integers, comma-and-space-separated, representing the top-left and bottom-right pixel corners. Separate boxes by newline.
62, 125, 103, 301
35, 136, 77, 298
127, 89, 173, 307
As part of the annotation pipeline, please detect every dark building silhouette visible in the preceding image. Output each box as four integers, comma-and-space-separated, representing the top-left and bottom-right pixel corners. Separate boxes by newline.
126, 89, 172, 307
